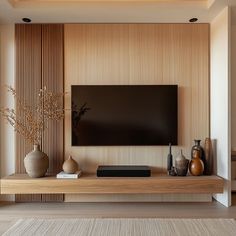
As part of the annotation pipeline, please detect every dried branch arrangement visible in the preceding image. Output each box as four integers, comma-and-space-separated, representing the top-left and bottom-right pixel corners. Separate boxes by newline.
0, 86, 64, 145
72, 102, 91, 138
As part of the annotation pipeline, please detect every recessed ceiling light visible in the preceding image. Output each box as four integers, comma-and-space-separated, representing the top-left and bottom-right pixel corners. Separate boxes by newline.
189, 18, 198, 23
22, 18, 32, 23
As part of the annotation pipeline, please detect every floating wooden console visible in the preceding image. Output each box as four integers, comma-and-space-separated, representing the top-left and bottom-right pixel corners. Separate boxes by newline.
0, 174, 224, 195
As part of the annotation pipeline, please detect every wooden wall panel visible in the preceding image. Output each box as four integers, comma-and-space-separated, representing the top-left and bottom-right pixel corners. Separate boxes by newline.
41, 24, 64, 202
15, 24, 64, 202
64, 23, 210, 202
15, 24, 42, 202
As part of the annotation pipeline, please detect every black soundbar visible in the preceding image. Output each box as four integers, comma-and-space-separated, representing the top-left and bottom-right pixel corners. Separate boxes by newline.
97, 165, 151, 177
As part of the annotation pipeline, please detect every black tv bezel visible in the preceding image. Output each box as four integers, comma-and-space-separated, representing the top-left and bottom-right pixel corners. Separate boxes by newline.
71, 85, 178, 146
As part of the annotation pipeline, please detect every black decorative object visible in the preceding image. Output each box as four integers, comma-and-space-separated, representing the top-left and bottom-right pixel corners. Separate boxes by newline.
191, 140, 206, 174
167, 143, 173, 174
97, 165, 151, 177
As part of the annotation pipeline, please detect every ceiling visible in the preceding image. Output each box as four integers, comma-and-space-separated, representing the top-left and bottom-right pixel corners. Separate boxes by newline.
0, 0, 235, 24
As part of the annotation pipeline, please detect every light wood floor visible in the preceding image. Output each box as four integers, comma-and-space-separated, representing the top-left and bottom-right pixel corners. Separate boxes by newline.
1, 200, 236, 235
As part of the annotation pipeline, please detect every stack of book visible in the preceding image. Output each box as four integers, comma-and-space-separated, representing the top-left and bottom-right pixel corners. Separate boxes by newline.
56, 170, 82, 179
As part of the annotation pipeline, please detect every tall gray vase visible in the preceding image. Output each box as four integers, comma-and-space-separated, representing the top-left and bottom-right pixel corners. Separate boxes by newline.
24, 144, 49, 178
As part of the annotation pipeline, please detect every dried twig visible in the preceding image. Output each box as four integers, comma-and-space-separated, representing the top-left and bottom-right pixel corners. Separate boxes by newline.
0, 86, 64, 145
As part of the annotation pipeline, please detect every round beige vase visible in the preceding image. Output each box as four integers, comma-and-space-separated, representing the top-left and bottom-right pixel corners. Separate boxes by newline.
63, 156, 78, 174
24, 144, 49, 178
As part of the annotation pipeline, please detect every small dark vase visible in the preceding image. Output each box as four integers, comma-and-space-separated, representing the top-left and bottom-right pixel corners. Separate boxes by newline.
204, 138, 213, 175
191, 140, 206, 174
167, 143, 173, 174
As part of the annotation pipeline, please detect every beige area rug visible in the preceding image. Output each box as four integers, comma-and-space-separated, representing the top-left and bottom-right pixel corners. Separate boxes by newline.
3, 218, 236, 236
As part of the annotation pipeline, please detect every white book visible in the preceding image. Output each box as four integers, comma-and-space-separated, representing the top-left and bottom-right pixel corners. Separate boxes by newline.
56, 170, 82, 179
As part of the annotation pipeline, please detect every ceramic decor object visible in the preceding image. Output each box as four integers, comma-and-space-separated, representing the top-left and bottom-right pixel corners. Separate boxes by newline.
63, 155, 78, 174
189, 149, 204, 176
167, 143, 173, 174
175, 150, 189, 176
24, 144, 49, 178
191, 139, 207, 174
204, 138, 213, 175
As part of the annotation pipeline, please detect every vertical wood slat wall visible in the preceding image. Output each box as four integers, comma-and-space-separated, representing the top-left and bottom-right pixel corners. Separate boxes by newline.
15, 24, 64, 202
41, 24, 64, 202
15, 24, 42, 202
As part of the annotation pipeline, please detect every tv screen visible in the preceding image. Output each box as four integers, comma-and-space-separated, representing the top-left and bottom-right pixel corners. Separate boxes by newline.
72, 85, 178, 146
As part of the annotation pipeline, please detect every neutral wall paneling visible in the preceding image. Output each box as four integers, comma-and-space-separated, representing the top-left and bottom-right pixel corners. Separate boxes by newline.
15, 24, 64, 202
41, 24, 64, 202
64, 24, 210, 202
15, 24, 42, 202
191, 25, 209, 139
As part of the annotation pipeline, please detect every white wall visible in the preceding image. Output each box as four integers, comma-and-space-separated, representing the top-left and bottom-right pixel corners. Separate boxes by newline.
231, 24, 236, 149
0, 24, 15, 201
231, 14, 236, 190
210, 7, 231, 207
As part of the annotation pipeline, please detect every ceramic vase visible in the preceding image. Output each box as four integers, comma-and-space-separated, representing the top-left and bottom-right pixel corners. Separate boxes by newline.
191, 139, 206, 174
175, 150, 189, 176
24, 144, 49, 178
204, 138, 213, 175
63, 155, 78, 174
189, 149, 204, 176
167, 143, 173, 174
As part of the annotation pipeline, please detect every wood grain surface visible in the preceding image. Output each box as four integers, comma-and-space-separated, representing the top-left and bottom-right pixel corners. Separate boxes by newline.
1, 174, 223, 194
41, 24, 64, 202
64, 23, 210, 201
15, 24, 64, 202
15, 24, 42, 202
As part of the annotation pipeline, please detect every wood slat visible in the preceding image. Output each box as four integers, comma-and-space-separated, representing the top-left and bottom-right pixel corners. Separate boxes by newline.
15, 24, 64, 202
15, 24, 42, 202
1, 174, 224, 194
41, 24, 64, 202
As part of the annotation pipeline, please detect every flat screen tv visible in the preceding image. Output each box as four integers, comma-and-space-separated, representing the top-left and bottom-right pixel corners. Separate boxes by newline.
72, 85, 178, 146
